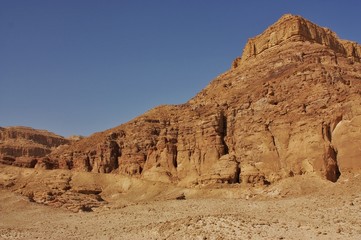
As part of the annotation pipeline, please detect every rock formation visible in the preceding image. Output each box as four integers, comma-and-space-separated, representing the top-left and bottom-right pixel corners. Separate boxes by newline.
3, 14, 361, 186
0, 126, 70, 168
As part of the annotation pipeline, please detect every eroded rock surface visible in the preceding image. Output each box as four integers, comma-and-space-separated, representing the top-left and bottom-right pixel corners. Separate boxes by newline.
6, 14, 361, 186
0, 126, 70, 168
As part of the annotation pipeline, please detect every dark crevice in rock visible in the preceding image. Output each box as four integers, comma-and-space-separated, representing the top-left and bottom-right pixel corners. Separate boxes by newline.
322, 122, 341, 182
29, 159, 38, 168
331, 115, 343, 132
263, 179, 271, 186
84, 156, 92, 172
64, 176, 72, 191
110, 141, 120, 170
80, 205, 93, 212
175, 193, 186, 200
322, 122, 333, 142
270, 135, 280, 157
325, 145, 341, 182
265, 123, 280, 157
76, 189, 102, 195
173, 147, 178, 169
66, 159, 74, 170
235, 162, 241, 183
220, 112, 229, 155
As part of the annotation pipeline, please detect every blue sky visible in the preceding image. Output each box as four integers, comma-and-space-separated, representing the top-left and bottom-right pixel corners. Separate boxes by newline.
1, 0, 361, 137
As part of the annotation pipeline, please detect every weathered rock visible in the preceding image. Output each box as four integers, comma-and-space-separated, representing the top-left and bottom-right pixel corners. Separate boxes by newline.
7, 14, 361, 186
199, 154, 240, 184
239, 14, 361, 63
7, 169, 107, 212
240, 163, 267, 186
332, 115, 361, 172
0, 127, 70, 168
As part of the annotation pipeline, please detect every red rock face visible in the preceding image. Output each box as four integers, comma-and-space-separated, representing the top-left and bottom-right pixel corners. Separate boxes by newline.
0, 126, 70, 168
6, 14, 361, 186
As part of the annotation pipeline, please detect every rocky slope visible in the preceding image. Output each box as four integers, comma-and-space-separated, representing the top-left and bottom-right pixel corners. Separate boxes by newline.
0, 126, 70, 168
5, 14, 361, 186
1, 168, 361, 239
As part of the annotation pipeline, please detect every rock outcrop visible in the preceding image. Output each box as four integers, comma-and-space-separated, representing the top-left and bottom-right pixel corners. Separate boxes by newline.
0, 126, 70, 168
5, 14, 361, 186
237, 14, 361, 64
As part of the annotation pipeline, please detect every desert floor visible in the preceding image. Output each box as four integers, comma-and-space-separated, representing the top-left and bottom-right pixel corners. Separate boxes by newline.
1, 171, 361, 240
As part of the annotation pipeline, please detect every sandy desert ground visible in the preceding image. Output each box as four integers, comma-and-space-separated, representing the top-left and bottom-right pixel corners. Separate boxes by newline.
1, 168, 361, 240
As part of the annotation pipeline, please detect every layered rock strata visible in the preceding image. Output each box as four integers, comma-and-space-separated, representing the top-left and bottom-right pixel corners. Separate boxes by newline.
0, 126, 70, 168
6, 14, 361, 186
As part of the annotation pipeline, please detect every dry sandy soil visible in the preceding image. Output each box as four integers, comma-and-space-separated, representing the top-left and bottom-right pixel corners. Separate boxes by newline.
1, 168, 361, 240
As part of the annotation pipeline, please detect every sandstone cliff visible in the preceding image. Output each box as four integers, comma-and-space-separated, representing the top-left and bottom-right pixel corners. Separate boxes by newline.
236, 14, 361, 64
0, 126, 70, 168
6, 14, 361, 186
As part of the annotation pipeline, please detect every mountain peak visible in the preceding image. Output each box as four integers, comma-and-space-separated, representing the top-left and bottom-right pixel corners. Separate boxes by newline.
235, 14, 361, 65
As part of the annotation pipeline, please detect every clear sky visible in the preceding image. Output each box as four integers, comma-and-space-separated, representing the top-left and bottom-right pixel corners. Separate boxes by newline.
1, 0, 361, 137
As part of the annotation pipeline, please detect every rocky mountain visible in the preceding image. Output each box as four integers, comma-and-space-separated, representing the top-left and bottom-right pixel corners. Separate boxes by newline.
0, 126, 70, 168
3, 14, 361, 186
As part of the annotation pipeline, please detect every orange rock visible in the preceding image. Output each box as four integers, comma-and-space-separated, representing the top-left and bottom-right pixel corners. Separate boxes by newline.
6, 14, 361, 185
0, 126, 69, 168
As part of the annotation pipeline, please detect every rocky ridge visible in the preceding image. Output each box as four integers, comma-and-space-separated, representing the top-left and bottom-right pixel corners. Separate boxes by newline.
3, 14, 361, 187
0, 126, 70, 168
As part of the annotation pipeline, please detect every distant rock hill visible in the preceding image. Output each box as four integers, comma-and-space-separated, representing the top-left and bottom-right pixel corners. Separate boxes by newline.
2, 14, 361, 186
0, 126, 70, 168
